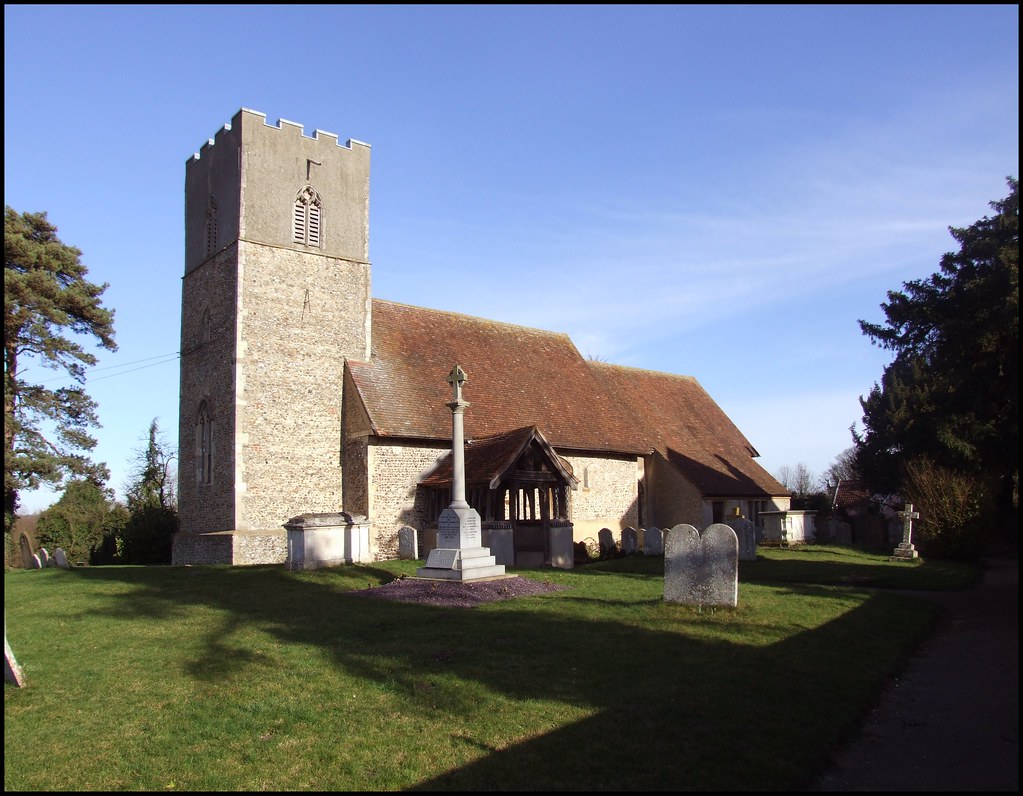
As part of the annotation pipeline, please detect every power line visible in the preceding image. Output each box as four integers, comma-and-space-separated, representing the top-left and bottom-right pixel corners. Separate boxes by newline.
32, 352, 181, 385
85, 351, 181, 373
86, 356, 180, 383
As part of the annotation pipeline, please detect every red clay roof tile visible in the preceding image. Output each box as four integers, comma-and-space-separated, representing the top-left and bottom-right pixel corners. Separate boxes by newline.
347, 299, 788, 498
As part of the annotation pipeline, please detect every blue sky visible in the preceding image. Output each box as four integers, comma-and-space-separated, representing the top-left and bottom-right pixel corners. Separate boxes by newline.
4, 5, 1018, 513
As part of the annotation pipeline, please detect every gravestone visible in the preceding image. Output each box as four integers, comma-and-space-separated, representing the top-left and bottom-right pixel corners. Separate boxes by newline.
38, 548, 50, 568
416, 366, 507, 582
598, 528, 615, 556
53, 548, 70, 569
890, 503, 920, 561
621, 527, 638, 554
19, 534, 34, 569
644, 527, 664, 556
664, 523, 738, 607
4, 631, 25, 687
725, 517, 757, 561
30, 553, 41, 569
828, 518, 852, 545
397, 526, 418, 560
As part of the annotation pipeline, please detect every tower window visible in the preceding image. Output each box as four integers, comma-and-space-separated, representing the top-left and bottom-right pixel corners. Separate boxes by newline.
293, 185, 322, 247
205, 196, 218, 256
197, 401, 213, 484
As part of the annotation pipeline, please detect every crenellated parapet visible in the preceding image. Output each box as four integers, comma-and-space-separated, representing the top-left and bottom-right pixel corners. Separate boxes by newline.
189, 108, 370, 163
184, 107, 371, 272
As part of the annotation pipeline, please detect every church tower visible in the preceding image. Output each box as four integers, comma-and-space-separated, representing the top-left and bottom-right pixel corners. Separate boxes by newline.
174, 109, 371, 564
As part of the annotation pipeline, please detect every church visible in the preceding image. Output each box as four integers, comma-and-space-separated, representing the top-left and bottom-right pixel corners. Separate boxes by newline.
171, 109, 790, 567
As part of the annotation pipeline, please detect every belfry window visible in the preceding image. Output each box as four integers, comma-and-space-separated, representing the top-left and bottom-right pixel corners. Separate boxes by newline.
197, 402, 213, 484
205, 196, 217, 256
293, 186, 322, 247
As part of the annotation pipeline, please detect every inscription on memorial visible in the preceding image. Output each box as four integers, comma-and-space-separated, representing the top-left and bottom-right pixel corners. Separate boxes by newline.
438, 508, 481, 548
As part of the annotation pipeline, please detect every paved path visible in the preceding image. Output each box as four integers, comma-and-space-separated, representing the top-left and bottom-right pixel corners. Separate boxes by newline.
811, 557, 1019, 791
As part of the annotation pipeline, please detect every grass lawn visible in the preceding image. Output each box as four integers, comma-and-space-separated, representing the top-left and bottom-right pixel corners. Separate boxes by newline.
4, 545, 978, 791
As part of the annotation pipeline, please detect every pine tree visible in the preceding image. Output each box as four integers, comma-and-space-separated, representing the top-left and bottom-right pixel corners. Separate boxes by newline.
4, 207, 117, 538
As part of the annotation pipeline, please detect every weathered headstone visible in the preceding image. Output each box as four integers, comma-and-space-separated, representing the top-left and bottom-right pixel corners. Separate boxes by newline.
664, 523, 738, 607
417, 366, 507, 582
828, 518, 852, 545
890, 503, 920, 561
19, 534, 35, 569
30, 553, 41, 569
644, 527, 664, 556
53, 548, 70, 569
4, 631, 25, 687
38, 548, 50, 568
621, 527, 638, 554
397, 526, 419, 560
598, 528, 615, 556
726, 517, 757, 561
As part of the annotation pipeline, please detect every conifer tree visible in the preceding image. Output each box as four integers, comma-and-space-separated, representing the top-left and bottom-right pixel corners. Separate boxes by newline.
855, 178, 1018, 532
4, 206, 117, 538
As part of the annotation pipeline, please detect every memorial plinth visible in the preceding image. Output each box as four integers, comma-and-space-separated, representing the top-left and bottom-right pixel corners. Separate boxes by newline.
416, 507, 508, 581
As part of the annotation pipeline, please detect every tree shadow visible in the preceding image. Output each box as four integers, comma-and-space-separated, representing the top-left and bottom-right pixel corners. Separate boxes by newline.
49, 561, 936, 791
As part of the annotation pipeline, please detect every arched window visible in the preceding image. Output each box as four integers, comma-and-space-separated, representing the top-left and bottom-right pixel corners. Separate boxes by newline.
200, 308, 212, 344
197, 402, 213, 484
205, 195, 218, 256
293, 185, 322, 247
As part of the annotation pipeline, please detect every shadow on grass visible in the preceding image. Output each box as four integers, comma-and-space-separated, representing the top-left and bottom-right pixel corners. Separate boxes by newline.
741, 554, 980, 591
35, 557, 944, 791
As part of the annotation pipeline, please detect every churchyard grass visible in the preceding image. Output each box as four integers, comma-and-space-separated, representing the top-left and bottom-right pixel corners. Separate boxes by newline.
4, 545, 977, 791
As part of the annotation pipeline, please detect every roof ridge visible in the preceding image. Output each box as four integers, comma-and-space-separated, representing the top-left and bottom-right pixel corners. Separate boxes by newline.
589, 360, 696, 382
372, 298, 573, 340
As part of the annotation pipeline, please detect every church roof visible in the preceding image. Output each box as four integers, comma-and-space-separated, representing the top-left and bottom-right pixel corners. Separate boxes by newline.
346, 300, 647, 454
346, 299, 788, 497
586, 362, 789, 497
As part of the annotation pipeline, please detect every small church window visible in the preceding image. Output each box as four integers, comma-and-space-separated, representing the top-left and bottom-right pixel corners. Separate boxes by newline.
205, 196, 217, 256
200, 308, 211, 344
197, 402, 213, 484
293, 185, 322, 247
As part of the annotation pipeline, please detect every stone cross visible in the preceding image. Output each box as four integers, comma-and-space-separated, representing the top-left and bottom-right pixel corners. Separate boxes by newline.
447, 365, 467, 405
890, 503, 921, 561
898, 503, 920, 546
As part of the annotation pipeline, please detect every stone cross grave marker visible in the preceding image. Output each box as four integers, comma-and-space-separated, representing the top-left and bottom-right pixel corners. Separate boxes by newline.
890, 503, 920, 561
664, 523, 738, 607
